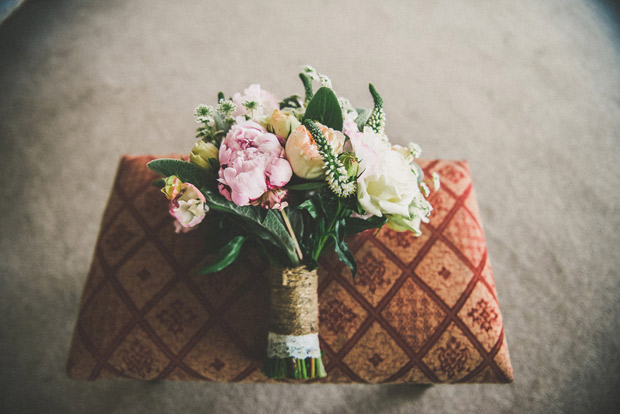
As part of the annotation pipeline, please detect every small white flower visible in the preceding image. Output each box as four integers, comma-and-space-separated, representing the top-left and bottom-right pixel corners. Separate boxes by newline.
194, 104, 214, 124
301, 65, 318, 80
217, 100, 237, 117
420, 182, 430, 197
319, 74, 332, 89
408, 142, 422, 159
432, 172, 441, 191
339, 97, 356, 116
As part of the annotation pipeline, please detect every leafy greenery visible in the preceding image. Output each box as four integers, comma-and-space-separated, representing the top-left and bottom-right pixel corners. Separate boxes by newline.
299, 73, 314, 105
288, 192, 385, 278
147, 159, 212, 188
302, 87, 344, 131
199, 187, 301, 267
286, 181, 327, 191
354, 108, 370, 132
365, 83, 385, 134
196, 235, 247, 274
279, 95, 303, 110
148, 158, 300, 269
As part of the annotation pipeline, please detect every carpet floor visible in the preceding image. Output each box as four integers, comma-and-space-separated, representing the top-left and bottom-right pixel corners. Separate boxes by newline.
1, 0, 619, 413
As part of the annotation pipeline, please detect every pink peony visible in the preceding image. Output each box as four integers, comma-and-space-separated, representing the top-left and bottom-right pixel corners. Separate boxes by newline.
251, 188, 289, 210
218, 119, 292, 207
232, 84, 279, 120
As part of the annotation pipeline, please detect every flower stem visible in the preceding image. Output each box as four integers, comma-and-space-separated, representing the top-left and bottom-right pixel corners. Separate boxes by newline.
263, 356, 326, 380
281, 209, 303, 263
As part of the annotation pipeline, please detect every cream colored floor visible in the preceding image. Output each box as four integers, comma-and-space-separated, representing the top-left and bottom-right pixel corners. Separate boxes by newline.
1, 0, 619, 413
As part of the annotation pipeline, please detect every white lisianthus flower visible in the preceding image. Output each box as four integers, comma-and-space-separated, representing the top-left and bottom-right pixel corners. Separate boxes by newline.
351, 128, 421, 218
386, 192, 433, 235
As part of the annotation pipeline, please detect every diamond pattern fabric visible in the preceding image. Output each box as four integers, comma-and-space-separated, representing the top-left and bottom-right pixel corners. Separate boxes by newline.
66, 155, 513, 383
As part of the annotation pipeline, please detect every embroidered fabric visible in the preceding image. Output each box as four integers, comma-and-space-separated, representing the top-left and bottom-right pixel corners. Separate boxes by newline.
266, 332, 321, 359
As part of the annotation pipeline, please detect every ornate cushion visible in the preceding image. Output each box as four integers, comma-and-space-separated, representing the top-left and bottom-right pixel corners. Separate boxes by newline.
66, 155, 513, 383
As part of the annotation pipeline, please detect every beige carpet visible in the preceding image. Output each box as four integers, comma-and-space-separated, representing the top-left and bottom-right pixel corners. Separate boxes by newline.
1, 0, 619, 412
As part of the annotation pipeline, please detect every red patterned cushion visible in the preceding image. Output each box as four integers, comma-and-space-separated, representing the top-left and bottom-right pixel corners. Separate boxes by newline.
66, 155, 513, 383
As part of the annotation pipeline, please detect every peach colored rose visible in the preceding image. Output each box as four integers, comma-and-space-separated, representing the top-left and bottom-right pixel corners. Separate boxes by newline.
285, 123, 345, 179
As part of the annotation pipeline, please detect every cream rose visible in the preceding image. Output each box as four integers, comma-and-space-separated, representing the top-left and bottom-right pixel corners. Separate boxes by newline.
264, 109, 301, 139
189, 140, 219, 171
285, 123, 345, 179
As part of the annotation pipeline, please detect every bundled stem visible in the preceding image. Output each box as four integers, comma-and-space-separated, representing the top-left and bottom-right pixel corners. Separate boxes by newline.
262, 267, 326, 380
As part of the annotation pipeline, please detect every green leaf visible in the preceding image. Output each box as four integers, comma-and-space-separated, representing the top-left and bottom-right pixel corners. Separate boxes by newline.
286, 181, 327, 191
299, 73, 314, 104
213, 112, 227, 134
280, 95, 302, 110
345, 215, 387, 235
196, 235, 246, 274
302, 87, 343, 131
147, 159, 211, 189
200, 187, 300, 266
296, 199, 318, 219
354, 108, 370, 132
151, 178, 165, 189
332, 219, 357, 278
208, 158, 220, 171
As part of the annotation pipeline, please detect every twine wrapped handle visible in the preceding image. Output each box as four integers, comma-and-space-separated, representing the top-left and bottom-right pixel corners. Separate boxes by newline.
263, 266, 327, 378
268, 266, 319, 336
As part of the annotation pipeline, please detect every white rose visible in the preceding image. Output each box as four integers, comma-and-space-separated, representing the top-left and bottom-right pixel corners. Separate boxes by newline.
352, 128, 422, 218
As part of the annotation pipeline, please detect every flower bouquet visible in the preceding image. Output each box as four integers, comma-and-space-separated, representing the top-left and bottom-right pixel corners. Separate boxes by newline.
147, 66, 439, 380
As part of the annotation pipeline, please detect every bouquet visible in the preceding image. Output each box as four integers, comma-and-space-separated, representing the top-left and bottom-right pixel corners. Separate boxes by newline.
147, 66, 439, 380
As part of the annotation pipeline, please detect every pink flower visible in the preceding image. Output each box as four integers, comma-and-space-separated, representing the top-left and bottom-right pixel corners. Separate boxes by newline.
168, 182, 208, 233
232, 84, 279, 120
251, 188, 289, 210
218, 119, 292, 207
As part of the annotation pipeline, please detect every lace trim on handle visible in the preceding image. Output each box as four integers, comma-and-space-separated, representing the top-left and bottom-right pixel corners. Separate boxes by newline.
266, 332, 321, 359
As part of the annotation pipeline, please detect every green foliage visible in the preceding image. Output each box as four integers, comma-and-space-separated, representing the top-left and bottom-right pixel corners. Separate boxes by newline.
149, 158, 299, 268
299, 73, 314, 105
332, 219, 356, 278
279, 95, 303, 110
295, 199, 318, 219
286, 181, 327, 191
304, 119, 356, 197
302, 87, 344, 131
354, 108, 370, 132
289, 192, 367, 277
365, 83, 386, 134
147, 158, 212, 189
345, 215, 387, 234
200, 187, 300, 267
196, 235, 247, 274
